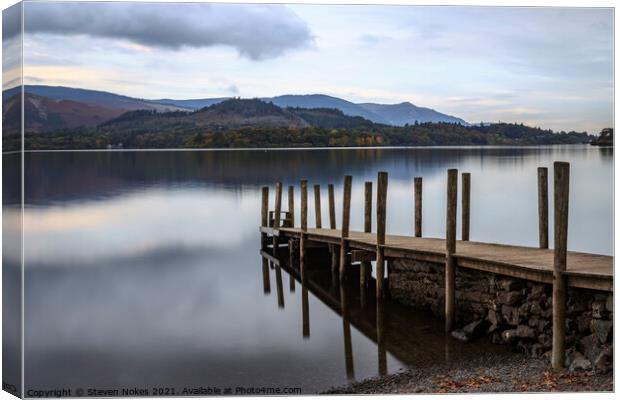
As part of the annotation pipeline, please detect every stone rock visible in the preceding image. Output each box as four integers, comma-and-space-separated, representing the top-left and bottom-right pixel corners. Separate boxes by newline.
529, 301, 542, 315
592, 300, 607, 319
498, 290, 521, 306
590, 319, 613, 343
451, 329, 469, 342
490, 331, 503, 344
579, 334, 602, 364
531, 343, 545, 357
538, 334, 552, 349
606, 294, 613, 313
569, 352, 592, 372
501, 329, 518, 343
528, 317, 539, 328
594, 346, 613, 374
488, 309, 500, 326
451, 319, 484, 342
516, 324, 536, 339
501, 305, 519, 326
567, 296, 589, 315
537, 319, 550, 332
530, 284, 547, 298
498, 278, 522, 292
576, 312, 592, 333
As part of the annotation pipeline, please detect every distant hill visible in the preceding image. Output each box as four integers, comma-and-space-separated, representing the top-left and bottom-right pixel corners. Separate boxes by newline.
10, 97, 592, 150
358, 102, 466, 125
194, 98, 309, 128
4, 85, 467, 127
2, 85, 190, 112
2, 92, 126, 134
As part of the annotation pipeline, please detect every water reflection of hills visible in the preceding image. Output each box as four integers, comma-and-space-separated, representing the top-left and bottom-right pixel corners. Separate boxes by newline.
24, 146, 601, 205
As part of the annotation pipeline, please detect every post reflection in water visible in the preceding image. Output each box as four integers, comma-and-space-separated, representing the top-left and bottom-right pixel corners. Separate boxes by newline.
261, 258, 271, 294
340, 285, 356, 381
302, 286, 310, 339
275, 265, 285, 309
377, 302, 387, 377
289, 274, 296, 293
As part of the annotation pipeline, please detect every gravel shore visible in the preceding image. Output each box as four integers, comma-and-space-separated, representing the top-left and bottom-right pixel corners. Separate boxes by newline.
324, 352, 613, 394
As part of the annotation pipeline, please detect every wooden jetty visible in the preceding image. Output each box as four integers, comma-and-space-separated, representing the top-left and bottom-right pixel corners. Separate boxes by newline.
259, 162, 613, 370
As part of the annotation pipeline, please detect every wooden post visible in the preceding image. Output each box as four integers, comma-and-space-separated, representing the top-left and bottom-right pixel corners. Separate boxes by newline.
261, 186, 269, 248
552, 161, 570, 370
445, 169, 458, 332
289, 274, 295, 293
538, 167, 549, 249
361, 182, 372, 288
364, 182, 372, 233
339, 176, 352, 281
414, 177, 422, 237
328, 183, 338, 271
273, 182, 282, 251
300, 180, 308, 276
288, 185, 295, 227
275, 265, 284, 309
328, 184, 336, 229
314, 184, 322, 228
261, 257, 271, 294
462, 172, 471, 241
376, 171, 388, 300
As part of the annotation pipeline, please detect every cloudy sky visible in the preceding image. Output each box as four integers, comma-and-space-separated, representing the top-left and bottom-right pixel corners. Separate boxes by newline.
3, 2, 614, 133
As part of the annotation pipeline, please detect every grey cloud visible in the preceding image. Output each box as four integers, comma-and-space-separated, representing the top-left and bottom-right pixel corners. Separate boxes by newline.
18, 2, 313, 60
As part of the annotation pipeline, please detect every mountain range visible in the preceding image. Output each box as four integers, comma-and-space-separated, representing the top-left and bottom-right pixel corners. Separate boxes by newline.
2, 85, 466, 133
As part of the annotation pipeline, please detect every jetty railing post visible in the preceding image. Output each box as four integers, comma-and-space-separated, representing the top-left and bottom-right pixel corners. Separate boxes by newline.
414, 177, 422, 237
328, 184, 336, 229
364, 182, 372, 233
288, 185, 295, 227
339, 176, 353, 281
552, 162, 570, 369
273, 182, 282, 251
261, 186, 269, 248
314, 184, 322, 228
376, 171, 388, 300
538, 167, 549, 249
445, 169, 458, 332
300, 180, 308, 277
328, 183, 339, 270
361, 182, 373, 288
462, 172, 471, 241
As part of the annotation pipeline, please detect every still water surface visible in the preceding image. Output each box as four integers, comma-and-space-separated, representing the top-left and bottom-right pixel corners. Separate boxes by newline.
21, 146, 612, 393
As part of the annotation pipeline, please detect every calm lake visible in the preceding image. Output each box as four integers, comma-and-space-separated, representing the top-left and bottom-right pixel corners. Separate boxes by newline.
18, 145, 612, 393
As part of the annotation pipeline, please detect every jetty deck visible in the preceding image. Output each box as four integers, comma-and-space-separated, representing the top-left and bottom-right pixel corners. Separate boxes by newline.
260, 162, 613, 370
261, 226, 613, 291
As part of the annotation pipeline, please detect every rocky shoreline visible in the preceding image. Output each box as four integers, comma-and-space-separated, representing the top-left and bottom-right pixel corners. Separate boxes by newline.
389, 259, 613, 374
324, 351, 613, 394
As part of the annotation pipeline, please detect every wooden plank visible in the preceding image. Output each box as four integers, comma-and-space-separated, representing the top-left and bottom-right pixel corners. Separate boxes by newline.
340, 175, 353, 281
314, 184, 322, 229
351, 249, 376, 263
300, 179, 308, 278
538, 167, 549, 249
552, 161, 569, 370
376, 171, 388, 300
288, 185, 295, 227
364, 181, 372, 233
328, 183, 336, 230
445, 168, 458, 332
414, 177, 422, 238
273, 227, 613, 291
462, 172, 471, 241
261, 186, 269, 248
